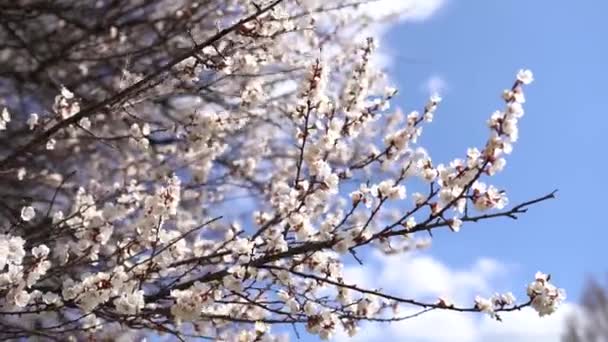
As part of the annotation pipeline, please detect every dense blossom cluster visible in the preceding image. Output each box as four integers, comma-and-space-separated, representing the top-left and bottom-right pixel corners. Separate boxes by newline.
527, 272, 567, 317
0, 0, 562, 340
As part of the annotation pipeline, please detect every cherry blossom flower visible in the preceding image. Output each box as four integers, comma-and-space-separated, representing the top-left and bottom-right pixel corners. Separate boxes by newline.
27, 113, 39, 130
517, 69, 535, 85
527, 272, 567, 316
20, 206, 35, 222
0, 107, 10, 130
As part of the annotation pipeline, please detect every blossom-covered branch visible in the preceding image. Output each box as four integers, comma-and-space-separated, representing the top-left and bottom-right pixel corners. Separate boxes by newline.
0, 0, 563, 340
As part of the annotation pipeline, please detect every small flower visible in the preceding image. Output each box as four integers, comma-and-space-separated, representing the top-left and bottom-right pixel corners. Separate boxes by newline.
0, 107, 10, 130
13, 290, 31, 307
60, 86, 74, 99
437, 296, 453, 308
516, 69, 534, 85
448, 217, 462, 232
53, 87, 79, 119
412, 192, 426, 206
384, 86, 398, 97
475, 296, 494, 316
504, 292, 516, 305
21, 206, 35, 221
492, 292, 516, 306
141, 123, 151, 136
46, 139, 56, 150
42, 292, 60, 305
430, 93, 442, 103
32, 244, 50, 258
350, 190, 363, 204
304, 301, 318, 315
513, 90, 526, 104
255, 321, 269, 334
79, 117, 91, 130
27, 113, 39, 130
114, 290, 145, 315
374, 180, 406, 200
52, 211, 64, 223
17, 168, 26, 181
404, 216, 416, 230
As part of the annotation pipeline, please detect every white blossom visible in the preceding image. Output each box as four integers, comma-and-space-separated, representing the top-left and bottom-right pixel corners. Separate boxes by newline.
475, 296, 495, 316
448, 217, 462, 232
114, 290, 145, 315
27, 113, 39, 130
17, 167, 26, 180
46, 138, 56, 150
12, 290, 31, 308
53, 86, 80, 119
0, 107, 10, 130
42, 292, 61, 305
517, 69, 534, 85
79, 117, 92, 130
527, 272, 566, 316
21, 206, 35, 221
32, 244, 50, 258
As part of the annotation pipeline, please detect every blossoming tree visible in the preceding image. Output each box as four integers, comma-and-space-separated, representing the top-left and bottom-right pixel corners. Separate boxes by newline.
0, 0, 565, 340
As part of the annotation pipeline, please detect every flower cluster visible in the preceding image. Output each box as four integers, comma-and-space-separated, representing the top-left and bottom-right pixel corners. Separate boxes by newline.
53, 86, 80, 120
0, 235, 26, 279
527, 271, 566, 316
0, 235, 53, 310
129, 122, 151, 149
474, 292, 517, 319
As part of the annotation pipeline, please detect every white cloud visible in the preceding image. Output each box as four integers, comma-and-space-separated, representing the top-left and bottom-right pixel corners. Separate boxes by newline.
477, 304, 579, 342
338, 305, 577, 342
335, 251, 576, 342
360, 0, 447, 68
342, 252, 503, 303
308, 0, 446, 70
361, 0, 446, 23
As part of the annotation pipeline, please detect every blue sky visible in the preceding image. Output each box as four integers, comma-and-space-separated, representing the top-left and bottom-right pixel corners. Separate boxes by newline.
384, 0, 607, 300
